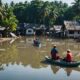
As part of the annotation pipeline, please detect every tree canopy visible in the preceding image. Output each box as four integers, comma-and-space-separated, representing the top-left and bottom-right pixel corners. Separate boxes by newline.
0, 0, 18, 33
0, 0, 80, 32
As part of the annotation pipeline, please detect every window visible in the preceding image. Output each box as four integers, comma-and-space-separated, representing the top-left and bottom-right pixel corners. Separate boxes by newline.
28, 30, 32, 32
69, 31, 74, 34
78, 31, 80, 34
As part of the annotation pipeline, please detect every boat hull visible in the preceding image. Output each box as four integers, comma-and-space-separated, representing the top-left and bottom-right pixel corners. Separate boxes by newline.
45, 56, 80, 67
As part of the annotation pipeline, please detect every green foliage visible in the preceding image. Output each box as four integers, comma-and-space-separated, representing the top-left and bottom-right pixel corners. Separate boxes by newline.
12, 0, 68, 26
0, 0, 80, 33
72, 0, 80, 20
0, 2, 18, 33
0, 0, 2, 6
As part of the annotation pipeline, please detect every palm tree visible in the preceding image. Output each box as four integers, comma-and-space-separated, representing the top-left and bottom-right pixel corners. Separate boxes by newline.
72, 0, 80, 20
40, 1, 51, 25
0, 0, 2, 6
73, 0, 80, 14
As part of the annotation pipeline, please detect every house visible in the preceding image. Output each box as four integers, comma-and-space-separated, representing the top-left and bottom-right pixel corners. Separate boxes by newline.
17, 23, 47, 36
54, 25, 62, 33
54, 25, 63, 37
64, 21, 80, 38
34, 24, 46, 36
25, 23, 35, 35
26, 27, 34, 35
16, 23, 26, 35
17, 23, 35, 36
49, 25, 63, 37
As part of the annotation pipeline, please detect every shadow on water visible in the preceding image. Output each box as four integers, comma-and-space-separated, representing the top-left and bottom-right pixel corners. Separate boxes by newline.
41, 58, 80, 68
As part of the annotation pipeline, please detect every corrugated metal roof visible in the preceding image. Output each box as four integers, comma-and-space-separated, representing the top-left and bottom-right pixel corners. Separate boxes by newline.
64, 21, 80, 30
54, 25, 62, 31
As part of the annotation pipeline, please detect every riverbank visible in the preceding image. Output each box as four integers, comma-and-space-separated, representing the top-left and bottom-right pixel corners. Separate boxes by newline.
0, 38, 12, 43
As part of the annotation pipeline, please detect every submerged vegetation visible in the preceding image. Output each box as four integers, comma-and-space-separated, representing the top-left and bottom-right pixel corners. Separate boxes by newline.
0, 0, 80, 32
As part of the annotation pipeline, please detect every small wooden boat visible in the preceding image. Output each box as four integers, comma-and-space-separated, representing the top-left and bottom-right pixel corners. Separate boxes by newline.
33, 39, 41, 47
45, 56, 80, 67
33, 43, 41, 47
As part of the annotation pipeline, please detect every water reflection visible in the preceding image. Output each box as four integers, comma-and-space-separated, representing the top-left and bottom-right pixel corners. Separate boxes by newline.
50, 66, 80, 80
65, 68, 72, 76
0, 64, 4, 71
0, 37, 80, 80
0, 40, 47, 69
9, 38, 16, 44
51, 65, 60, 74
0, 63, 80, 80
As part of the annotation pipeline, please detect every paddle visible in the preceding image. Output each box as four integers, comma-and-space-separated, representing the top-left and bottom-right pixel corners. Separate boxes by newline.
75, 53, 80, 57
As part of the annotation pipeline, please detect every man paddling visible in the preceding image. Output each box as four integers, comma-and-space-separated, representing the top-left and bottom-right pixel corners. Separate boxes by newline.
34, 38, 40, 45
51, 45, 60, 60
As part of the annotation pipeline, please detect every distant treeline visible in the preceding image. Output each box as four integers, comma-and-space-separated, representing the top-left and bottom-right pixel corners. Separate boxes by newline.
0, 0, 80, 31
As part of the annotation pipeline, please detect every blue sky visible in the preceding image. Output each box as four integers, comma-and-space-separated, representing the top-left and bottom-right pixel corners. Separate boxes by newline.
2, 0, 74, 5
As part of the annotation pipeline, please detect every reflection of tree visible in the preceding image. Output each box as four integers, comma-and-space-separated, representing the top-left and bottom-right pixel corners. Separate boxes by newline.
64, 68, 72, 76
51, 65, 60, 74
0, 38, 48, 69
0, 43, 19, 66
17, 46, 48, 68
64, 67, 80, 76
0, 64, 4, 71
1, 37, 80, 71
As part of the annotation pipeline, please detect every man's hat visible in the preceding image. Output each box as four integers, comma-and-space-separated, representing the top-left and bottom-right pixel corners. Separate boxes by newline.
53, 44, 56, 47
67, 49, 71, 52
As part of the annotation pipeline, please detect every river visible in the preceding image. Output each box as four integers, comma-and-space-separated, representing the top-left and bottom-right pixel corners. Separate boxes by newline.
0, 37, 80, 80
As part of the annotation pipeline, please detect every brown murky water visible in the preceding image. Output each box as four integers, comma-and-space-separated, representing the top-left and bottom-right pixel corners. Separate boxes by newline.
0, 37, 80, 80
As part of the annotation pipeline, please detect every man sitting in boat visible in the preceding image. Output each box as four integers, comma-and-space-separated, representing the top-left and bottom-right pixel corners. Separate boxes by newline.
51, 45, 60, 60
63, 49, 73, 62
33, 38, 40, 45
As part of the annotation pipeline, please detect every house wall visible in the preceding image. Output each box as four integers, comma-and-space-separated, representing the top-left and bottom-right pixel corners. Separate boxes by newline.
67, 31, 80, 38
74, 32, 80, 38
26, 28, 34, 35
